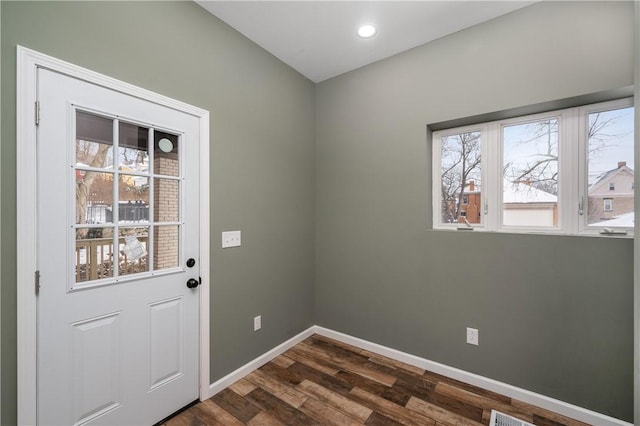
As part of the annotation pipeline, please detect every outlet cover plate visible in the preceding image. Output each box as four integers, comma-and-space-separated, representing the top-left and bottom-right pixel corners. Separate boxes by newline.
222, 230, 241, 248
467, 327, 479, 345
254, 315, 261, 331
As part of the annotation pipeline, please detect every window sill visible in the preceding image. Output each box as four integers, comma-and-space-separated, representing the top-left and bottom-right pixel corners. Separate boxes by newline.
430, 227, 633, 239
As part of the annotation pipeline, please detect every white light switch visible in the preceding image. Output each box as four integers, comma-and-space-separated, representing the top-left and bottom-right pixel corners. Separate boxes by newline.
222, 230, 241, 248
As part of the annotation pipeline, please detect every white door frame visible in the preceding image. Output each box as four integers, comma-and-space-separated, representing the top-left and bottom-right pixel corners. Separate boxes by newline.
16, 46, 211, 425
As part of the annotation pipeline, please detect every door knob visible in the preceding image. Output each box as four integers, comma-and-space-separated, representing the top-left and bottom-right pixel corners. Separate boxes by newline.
186, 278, 200, 289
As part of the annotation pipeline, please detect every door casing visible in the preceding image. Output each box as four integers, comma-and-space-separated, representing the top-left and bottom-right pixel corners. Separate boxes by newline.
16, 46, 211, 425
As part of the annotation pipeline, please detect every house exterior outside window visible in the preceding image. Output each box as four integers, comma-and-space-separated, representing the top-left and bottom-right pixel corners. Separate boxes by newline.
432, 98, 633, 235
589, 162, 633, 221
459, 180, 481, 224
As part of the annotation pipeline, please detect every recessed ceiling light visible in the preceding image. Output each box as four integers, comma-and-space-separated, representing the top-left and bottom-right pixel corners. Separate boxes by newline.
357, 24, 376, 39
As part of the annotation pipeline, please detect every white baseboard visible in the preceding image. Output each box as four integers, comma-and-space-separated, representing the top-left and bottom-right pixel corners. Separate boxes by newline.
207, 325, 631, 426
207, 326, 316, 398
314, 326, 632, 426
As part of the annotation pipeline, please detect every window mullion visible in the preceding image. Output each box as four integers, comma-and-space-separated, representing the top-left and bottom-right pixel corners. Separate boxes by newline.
577, 105, 590, 234
112, 118, 120, 280
559, 108, 579, 234
485, 122, 500, 232
148, 127, 155, 271
431, 130, 443, 228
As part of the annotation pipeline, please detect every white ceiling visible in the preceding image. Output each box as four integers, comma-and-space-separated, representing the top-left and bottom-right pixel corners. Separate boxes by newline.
196, 1, 536, 83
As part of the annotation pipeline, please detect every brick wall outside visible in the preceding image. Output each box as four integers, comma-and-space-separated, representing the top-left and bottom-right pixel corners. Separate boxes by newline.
588, 195, 634, 223
153, 155, 179, 269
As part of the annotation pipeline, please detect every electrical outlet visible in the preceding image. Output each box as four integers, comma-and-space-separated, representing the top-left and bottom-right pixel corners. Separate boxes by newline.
222, 230, 241, 248
466, 327, 479, 345
254, 315, 261, 331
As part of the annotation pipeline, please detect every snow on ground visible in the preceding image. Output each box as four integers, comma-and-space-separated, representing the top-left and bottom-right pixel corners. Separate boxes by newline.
590, 211, 634, 227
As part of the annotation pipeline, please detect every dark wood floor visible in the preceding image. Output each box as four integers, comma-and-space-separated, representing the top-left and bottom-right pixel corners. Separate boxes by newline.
164, 334, 590, 426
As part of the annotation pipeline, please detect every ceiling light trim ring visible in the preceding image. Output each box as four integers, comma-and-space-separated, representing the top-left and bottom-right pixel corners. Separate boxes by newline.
357, 24, 377, 39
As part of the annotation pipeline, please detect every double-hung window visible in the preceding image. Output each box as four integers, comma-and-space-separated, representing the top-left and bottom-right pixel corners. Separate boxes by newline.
432, 98, 634, 236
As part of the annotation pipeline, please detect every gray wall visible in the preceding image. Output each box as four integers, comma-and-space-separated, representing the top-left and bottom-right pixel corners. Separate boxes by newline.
315, 1, 634, 422
1, 0, 636, 424
0, 2, 315, 424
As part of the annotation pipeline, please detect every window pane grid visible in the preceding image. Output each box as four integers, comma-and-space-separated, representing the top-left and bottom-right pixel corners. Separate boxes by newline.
432, 98, 633, 236
73, 110, 182, 286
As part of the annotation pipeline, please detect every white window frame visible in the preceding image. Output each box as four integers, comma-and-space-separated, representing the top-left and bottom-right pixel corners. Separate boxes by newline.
577, 97, 634, 235
604, 198, 613, 212
496, 109, 574, 235
431, 124, 488, 230
70, 106, 186, 291
432, 97, 633, 237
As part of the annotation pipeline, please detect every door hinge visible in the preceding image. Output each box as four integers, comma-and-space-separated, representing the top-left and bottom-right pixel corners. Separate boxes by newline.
35, 101, 40, 125
35, 270, 41, 294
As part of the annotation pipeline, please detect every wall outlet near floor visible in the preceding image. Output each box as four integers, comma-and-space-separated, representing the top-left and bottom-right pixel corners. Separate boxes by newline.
254, 315, 261, 331
466, 327, 479, 345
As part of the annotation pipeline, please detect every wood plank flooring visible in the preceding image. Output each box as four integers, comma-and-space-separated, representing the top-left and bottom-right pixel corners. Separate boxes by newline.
163, 334, 591, 426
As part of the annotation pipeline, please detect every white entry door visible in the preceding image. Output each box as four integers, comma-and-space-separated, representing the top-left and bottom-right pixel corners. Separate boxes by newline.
37, 68, 201, 425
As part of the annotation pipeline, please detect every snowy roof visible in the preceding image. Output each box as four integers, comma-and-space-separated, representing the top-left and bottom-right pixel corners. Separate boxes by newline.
503, 182, 557, 204
590, 212, 634, 227
75, 162, 149, 173
589, 164, 634, 191
462, 181, 481, 194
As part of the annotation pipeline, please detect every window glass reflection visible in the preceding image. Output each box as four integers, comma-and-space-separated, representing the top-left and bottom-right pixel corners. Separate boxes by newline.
154, 225, 179, 270
76, 111, 113, 169
118, 227, 149, 276
154, 131, 179, 177
75, 227, 115, 282
119, 122, 149, 173
76, 172, 114, 225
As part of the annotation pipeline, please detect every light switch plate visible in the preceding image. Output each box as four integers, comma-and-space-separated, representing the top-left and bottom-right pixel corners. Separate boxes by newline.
222, 230, 241, 248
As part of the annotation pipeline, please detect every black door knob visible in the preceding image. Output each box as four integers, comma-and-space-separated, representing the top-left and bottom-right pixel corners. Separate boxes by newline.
186, 278, 200, 288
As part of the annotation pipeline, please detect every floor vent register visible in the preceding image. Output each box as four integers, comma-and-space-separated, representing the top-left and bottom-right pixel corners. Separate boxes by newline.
489, 410, 536, 426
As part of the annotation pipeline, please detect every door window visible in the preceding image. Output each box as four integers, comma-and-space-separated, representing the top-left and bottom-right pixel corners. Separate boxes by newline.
74, 110, 182, 288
